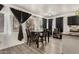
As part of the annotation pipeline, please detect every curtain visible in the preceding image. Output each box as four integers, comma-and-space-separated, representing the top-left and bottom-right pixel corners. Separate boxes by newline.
22, 11, 31, 23
0, 4, 4, 11
10, 8, 31, 41
48, 19, 52, 35
42, 18, 47, 30
10, 8, 21, 23
56, 17, 63, 32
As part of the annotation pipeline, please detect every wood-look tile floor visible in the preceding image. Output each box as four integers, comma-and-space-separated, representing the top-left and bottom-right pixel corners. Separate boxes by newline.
0, 37, 62, 54
62, 35, 79, 54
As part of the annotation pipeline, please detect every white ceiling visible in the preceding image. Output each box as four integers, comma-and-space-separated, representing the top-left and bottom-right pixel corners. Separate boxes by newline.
11, 4, 79, 17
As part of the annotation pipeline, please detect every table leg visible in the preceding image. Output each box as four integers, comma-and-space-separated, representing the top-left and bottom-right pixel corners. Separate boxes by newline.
48, 33, 49, 43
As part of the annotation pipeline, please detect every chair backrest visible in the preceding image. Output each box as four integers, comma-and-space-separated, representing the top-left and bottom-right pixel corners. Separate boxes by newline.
35, 32, 40, 40
42, 29, 47, 36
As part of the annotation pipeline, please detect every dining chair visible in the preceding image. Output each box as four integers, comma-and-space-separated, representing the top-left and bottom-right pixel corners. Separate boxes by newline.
26, 29, 30, 45
43, 29, 50, 43
26, 30, 40, 48
47, 29, 50, 43
39, 29, 48, 46
39, 32, 44, 46
35, 33, 40, 48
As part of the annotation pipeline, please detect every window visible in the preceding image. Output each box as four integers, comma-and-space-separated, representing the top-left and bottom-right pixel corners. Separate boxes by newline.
0, 13, 4, 33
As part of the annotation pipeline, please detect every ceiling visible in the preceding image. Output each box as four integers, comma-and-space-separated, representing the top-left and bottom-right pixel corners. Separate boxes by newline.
11, 4, 79, 17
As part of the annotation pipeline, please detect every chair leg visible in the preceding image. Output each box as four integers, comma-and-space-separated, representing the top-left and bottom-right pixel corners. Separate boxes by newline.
27, 37, 29, 45
45, 36, 46, 42
45, 36, 47, 44
41, 37, 44, 46
36, 38, 39, 48
48, 36, 49, 43
29, 38, 31, 46
48, 33, 49, 43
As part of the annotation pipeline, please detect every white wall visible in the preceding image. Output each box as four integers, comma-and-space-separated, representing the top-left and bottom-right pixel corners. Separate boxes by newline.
33, 17, 43, 31
0, 5, 27, 50
0, 4, 44, 50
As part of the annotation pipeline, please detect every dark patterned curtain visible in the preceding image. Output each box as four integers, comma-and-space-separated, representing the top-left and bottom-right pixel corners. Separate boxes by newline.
56, 17, 63, 32
42, 18, 47, 30
48, 19, 53, 35
0, 4, 4, 11
22, 11, 31, 23
10, 8, 21, 23
10, 8, 31, 41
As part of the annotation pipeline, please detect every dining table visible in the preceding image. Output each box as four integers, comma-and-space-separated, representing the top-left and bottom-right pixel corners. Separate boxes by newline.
30, 29, 50, 48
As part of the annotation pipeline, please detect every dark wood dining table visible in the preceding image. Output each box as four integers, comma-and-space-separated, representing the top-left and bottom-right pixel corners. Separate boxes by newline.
30, 29, 50, 48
